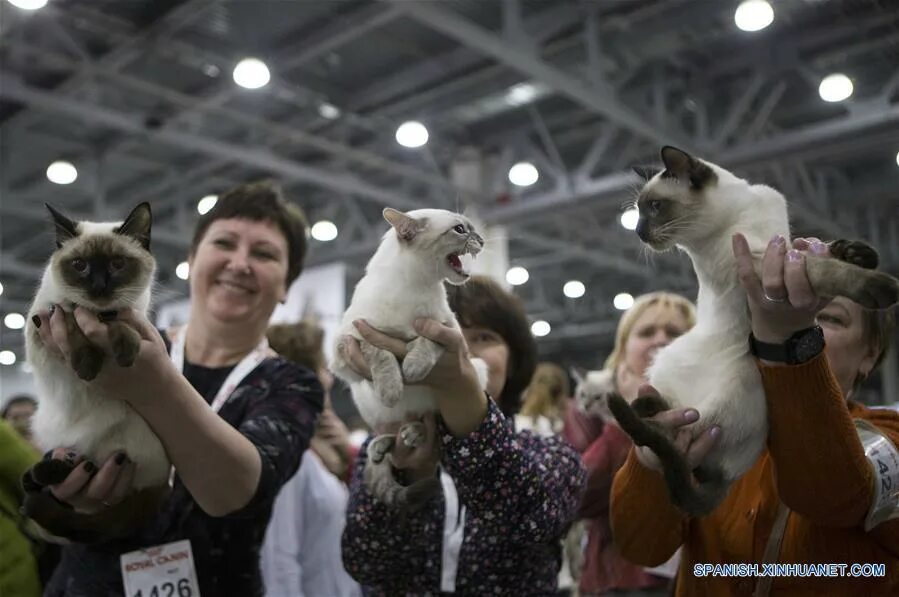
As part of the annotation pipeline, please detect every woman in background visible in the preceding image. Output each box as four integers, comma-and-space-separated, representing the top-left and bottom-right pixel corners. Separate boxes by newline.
262, 321, 361, 597
567, 291, 695, 596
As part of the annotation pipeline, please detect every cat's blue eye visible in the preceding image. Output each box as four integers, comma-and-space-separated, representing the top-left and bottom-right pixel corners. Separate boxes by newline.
453, 224, 466, 234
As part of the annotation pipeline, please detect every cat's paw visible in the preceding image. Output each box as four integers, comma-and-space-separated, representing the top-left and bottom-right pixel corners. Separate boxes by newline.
829, 239, 879, 270
108, 322, 140, 367
367, 434, 395, 465
850, 270, 899, 310
399, 421, 426, 448
71, 345, 104, 381
28, 457, 77, 489
402, 352, 434, 384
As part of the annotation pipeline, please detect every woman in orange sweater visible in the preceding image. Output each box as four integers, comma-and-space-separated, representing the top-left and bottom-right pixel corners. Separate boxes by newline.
610, 234, 899, 596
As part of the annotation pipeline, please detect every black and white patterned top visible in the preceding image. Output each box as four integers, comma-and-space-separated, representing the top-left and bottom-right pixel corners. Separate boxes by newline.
342, 399, 586, 596
45, 349, 323, 597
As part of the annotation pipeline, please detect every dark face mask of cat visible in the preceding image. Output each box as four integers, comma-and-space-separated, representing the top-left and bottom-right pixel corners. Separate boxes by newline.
632, 146, 717, 250
48, 203, 154, 307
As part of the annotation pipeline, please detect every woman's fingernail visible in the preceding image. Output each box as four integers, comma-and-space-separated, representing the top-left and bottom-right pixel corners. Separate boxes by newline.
32, 315, 41, 328
684, 409, 699, 423
98, 310, 118, 323
770, 234, 782, 245
48, 304, 56, 316
84, 461, 97, 473
709, 426, 721, 438
413, 318, 425, 330
114, 452, 128, 465
811, 241, 827, 254
787, 249, 802, 262
337, 341, 345, 355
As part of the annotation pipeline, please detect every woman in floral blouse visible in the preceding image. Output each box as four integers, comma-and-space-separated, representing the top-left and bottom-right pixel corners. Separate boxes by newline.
340, 275, 586, 595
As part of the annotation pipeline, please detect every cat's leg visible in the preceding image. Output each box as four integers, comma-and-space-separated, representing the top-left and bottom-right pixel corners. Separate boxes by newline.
805, 256, 899, 309
631, 393, 670, 418
107, 320, 141, 367
402, 336, 444, 384
359, 341, 404, 407
63, 309, 105, 380
828, 239, 878, 270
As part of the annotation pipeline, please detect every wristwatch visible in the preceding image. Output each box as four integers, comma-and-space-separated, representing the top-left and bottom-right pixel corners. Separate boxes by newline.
748, 325, 825, 364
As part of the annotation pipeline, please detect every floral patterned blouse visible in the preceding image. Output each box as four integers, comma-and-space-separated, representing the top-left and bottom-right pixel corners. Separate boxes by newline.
342, 399, 586, 596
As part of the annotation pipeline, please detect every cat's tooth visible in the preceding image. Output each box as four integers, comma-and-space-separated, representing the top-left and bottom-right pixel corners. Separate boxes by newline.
458, 253, 475, 274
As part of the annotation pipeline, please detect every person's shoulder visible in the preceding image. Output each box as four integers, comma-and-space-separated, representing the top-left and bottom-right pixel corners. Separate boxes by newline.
254, 356, 324, 405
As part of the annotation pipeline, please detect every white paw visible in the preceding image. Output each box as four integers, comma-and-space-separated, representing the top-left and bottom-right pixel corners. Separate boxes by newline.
367, 435, 395, 464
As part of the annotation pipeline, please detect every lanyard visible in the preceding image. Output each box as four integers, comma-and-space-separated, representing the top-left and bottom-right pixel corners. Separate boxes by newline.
169, 326, 271, 413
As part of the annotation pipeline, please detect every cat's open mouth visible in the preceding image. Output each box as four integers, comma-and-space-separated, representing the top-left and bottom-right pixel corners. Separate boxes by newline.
447, 252, 475, 277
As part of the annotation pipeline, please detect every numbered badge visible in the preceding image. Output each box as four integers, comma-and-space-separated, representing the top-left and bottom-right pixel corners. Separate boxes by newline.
120, 539, 200, 597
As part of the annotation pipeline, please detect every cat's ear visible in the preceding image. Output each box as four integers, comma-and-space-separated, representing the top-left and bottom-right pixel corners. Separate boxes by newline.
570, 366, 587, 388
632, 166, 660, 182
660, 146, 716, 189
45, 204, 79, 248
383, 208, 425, 242
116, 202, 152, 250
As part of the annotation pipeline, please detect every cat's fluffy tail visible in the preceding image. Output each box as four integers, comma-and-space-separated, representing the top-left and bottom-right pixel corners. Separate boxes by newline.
608, 393, 728, 517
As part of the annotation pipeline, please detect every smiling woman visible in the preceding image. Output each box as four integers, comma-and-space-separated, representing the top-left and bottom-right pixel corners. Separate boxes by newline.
34, 181, 324, 597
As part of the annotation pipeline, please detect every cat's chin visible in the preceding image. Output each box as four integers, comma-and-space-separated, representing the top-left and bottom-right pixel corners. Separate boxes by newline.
444, 271, 471, 286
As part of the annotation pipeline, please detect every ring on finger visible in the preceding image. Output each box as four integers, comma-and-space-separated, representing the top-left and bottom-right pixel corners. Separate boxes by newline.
763, 291, 787, 304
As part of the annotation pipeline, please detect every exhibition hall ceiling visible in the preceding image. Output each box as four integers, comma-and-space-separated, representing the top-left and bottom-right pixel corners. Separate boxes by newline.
1, 0, 897, 362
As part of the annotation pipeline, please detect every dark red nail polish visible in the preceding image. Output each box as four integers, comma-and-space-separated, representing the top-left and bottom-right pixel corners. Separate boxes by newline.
114, 452, 127, 465
32, 315, 41, 328
84, 461, 97, 473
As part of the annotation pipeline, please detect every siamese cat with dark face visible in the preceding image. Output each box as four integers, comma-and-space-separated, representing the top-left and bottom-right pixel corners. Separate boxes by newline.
608, 146, 899, 516
331, 208, 489, 509
22, 203, 170, 542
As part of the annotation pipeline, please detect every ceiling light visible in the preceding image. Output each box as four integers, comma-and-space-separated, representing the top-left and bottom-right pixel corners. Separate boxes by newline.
895, 150, 899, 167
505, 82, 539, 106
197, 194, 218, 215
563, 280, 586, 299
531, 320, 551, 337
203, 64, 220, 78
4, 313, 25, 330
818, 73, 853, 102
176, 262, 190, 280
734, 0, 774, 32
614, 292, 635, 310
7, 0, 48, 9
508, 162, 539, 187
505, 266, 529, 286
395, 121, 429, 148
46, 160, 77, 185
318, 102, 341, 120
0, 281, 3, 296
0, 351, 16, 366
233, 58, 271, 89
310, 220, 338, 242
620, 208, 639, 231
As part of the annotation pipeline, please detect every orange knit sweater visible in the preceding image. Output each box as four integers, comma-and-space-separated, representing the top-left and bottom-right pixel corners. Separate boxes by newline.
610, 352, 899, 596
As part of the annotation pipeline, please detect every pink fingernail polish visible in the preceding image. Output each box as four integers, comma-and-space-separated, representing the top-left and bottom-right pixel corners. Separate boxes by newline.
811, 241, 827, 254
787, 249, 802, 262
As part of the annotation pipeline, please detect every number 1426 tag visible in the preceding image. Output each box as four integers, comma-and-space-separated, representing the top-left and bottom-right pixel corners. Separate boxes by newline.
120, 539, 200, 597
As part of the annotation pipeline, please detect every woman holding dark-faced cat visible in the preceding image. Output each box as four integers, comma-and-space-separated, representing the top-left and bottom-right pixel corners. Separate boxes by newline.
27, 182, 323, 597
339, 275, 587, 595
610, 236, 899, 596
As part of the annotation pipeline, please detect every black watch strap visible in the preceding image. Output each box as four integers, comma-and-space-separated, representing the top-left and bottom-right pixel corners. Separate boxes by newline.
749, 325, 825, 365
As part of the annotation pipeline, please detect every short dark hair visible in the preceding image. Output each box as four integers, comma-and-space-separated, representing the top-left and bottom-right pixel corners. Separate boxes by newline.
860, 305, 896, 382
190, 181, 309, 287
1, 394, 37, 418
447, 276, 537, 417
267, 321, 325, 372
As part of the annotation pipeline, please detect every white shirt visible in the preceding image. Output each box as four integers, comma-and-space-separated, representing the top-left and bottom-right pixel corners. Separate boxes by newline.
261, 451, 362, 597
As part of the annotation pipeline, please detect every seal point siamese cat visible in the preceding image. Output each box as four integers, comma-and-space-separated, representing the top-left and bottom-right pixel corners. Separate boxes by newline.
331, 208, 488, 510
22, 202, 170, 543
605, 146, 899, 516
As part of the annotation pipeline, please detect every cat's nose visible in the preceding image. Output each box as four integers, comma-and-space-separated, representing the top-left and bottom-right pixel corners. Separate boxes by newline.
635, 218, 650, 242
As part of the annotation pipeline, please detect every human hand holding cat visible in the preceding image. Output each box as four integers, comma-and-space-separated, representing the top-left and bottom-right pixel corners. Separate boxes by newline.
733, 232, 829, 344
632, 384, 721, 475
342, 318, 486, 436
